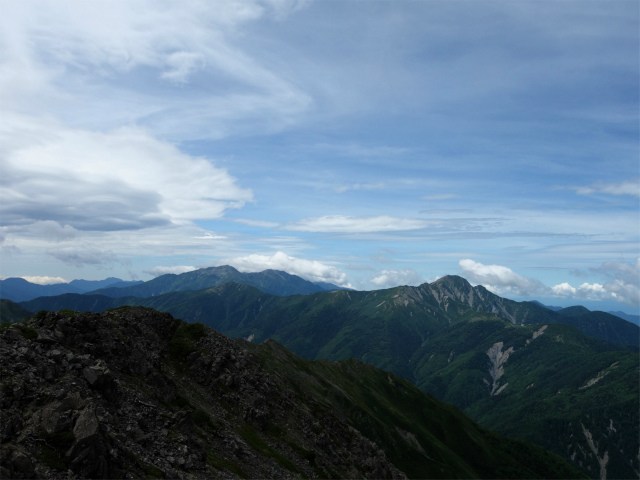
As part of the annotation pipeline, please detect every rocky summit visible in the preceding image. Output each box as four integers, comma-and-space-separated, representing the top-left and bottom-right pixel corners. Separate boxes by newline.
0, 307, 584, 479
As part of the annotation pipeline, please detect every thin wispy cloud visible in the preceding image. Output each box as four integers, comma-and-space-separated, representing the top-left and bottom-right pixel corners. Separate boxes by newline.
422, 194, 459, 200
563, 180, 640, 198
48, 245, 119, 268
285, 216, 431, 233
333, 183, 385, 194
227, 219, 281, 228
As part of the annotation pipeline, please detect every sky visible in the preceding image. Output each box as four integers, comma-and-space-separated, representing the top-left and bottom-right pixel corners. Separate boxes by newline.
1, 0, 639, 314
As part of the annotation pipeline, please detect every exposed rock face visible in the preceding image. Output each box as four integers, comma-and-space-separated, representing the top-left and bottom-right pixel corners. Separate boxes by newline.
0, 308, 406, 479
485, 342, 514, 396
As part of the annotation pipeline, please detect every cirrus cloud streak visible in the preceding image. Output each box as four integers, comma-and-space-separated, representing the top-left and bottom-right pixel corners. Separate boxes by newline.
285, 215, 431, 233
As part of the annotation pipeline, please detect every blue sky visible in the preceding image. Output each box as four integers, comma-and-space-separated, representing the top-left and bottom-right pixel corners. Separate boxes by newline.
1, 0, 638, 313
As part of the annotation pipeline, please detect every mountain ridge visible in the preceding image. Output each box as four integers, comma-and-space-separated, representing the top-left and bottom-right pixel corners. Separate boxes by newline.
10, 276, 640, 478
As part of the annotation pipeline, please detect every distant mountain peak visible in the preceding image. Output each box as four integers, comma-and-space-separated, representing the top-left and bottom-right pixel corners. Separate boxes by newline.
557, 306, 591, 317
205, 265, 240, 275
430, 275, 474, 290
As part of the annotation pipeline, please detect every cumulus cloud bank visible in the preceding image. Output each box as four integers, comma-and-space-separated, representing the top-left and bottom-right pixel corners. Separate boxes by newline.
0, 117, 252, 232
21, 276, 68, 285
219, 251, 349, 286
459, 258, 640, 307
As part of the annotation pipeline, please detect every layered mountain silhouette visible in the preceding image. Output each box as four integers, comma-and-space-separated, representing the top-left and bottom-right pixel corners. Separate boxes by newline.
0, 308, 584, 479
5, 269, 639, 478
88, 266, 345, 298
0, 277, 142, 303
1, 266, 345, 303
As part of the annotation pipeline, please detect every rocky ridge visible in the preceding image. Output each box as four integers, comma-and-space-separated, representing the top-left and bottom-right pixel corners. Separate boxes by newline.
1, 307, 585, 479
0, 308, 403, 479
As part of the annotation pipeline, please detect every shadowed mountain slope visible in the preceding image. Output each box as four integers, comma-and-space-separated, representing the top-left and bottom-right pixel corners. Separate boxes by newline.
0, 299, 33, 323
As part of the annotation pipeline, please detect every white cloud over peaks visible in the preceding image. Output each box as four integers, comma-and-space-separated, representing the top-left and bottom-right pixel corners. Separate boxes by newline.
220, 252, 349, 286
458, 259, 547, 297
286, 215, 430, 233
21, 276, 68, 285
551, 258, 640, 306
550, 283, 576, 296
145, 266, 198, 277
461, 258, 640, 307
370, 269, 423, 288
0, 116, 252, 232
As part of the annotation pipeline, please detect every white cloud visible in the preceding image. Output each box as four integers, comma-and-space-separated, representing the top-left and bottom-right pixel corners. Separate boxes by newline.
219, 251, 349, 286
550, 282, 577, 296
145, 265, 198, 277
195, 233, 228, 240
21, 276, 68, 285
370, 269, 422, 288
286, 215, 430, 233
603, 278, 639, 306
0, 116, 252, 231
459, 259, 547, 297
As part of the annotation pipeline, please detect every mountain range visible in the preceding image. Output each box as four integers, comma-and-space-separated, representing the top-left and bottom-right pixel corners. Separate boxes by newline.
0, 266, 345, 303
3, 268, 639, 478
2, 268, 635, 325
0, 307, 584, 479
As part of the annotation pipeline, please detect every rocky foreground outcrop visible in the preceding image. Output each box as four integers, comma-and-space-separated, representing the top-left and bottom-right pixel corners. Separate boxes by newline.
1, 307, 405, 479
1, 307, 584, 479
